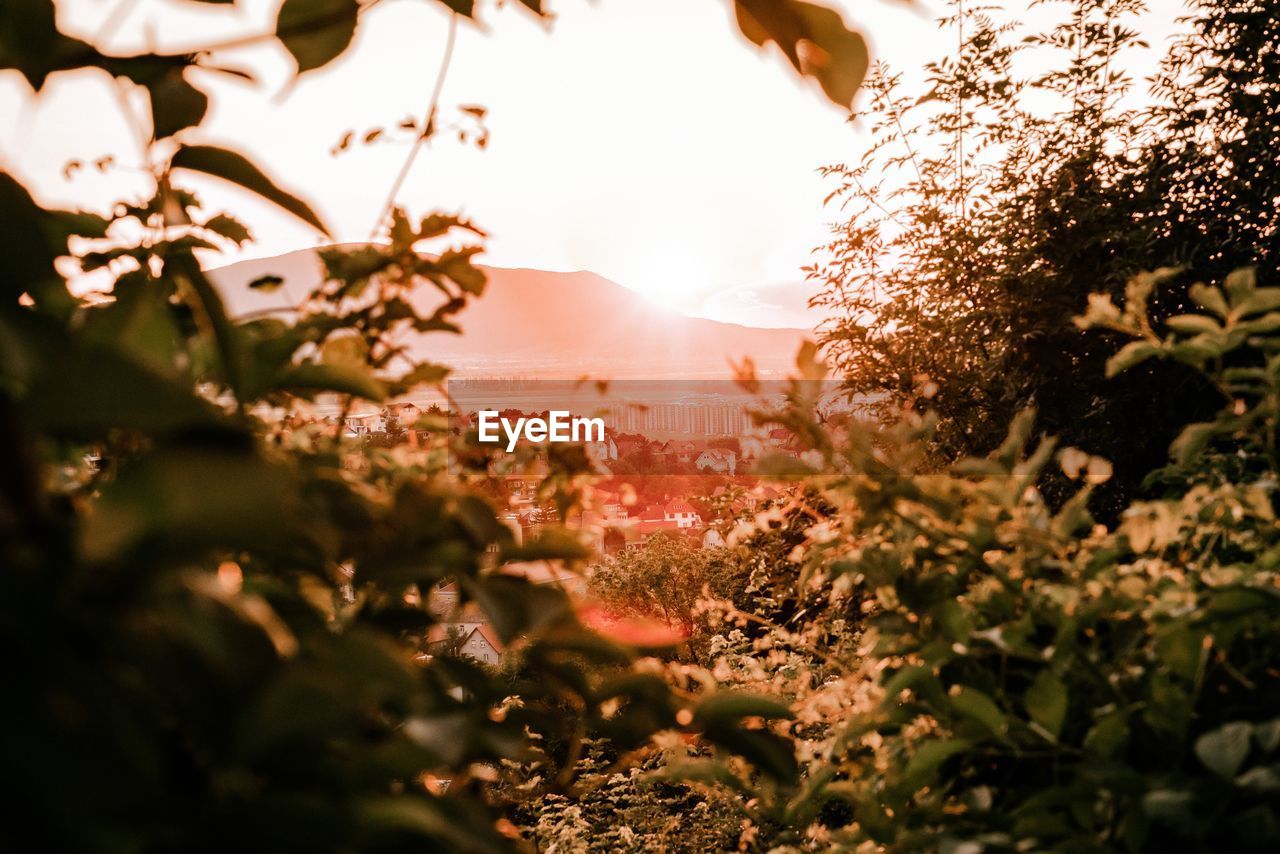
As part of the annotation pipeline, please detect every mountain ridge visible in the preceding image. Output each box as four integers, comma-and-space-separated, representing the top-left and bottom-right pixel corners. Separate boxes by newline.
208, 249, 808, 379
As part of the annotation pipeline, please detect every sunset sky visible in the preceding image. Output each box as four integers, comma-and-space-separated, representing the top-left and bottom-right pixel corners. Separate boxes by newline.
2, 0, 1179, 327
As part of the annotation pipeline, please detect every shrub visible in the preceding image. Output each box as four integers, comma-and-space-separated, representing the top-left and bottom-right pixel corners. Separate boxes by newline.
712, 267, 1280, 850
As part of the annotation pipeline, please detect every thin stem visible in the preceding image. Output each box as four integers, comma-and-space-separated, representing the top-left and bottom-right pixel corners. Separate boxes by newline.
368, 12, 459, 240
97, 0, 142, 45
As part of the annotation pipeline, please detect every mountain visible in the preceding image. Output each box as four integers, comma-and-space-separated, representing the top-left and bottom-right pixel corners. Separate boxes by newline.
207, 249, 808, 379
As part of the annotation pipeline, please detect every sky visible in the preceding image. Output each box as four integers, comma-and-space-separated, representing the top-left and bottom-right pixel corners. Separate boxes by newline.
1, 0, 1182, 328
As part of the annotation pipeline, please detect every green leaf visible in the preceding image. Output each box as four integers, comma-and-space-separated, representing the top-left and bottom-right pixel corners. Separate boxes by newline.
694, 692, 794, 725
880, 664, 940, 706
1084, 712, 1129, 758
277, 362, 385, 400
396, 361, 451, 389
499, 527, 591, 562
703, 725, 798, 783
1195, 722, 1254, 779
81, 441, 305, 563
437, 248, 486, 295
950, 687, 1008, 736
993, 407, 1037, 468
1024, 671, 1067, 740
1170, 421, 1217, 465
1236, 766, 1280, 793
465, 577, 571, 643
1165, 314, 1221, 335
900, 738, 973, 791
1224, 267, 1257, 306
79, 280, 181, 375
1189, 282, 1229, 318
170, 144, 329, 236
1236, 312, 1280, 335
1235, 287, 1280, 318
1105, 340, 1159, 377
1255, 718, 1280, 753
166, 250, 245, 400
276, 0, 360, 74
1142, 789, 1197, 832
0, 172, 69, 300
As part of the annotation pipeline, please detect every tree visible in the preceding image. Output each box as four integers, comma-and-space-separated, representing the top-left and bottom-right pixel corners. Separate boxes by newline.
590, 534, 734, 644
809, 0, 1238, 515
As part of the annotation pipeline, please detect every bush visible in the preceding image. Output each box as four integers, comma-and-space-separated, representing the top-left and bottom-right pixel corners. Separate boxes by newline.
701, 267, 1280, 851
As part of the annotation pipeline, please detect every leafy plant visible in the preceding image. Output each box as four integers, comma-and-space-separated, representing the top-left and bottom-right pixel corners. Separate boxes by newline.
0, 0, 873, 850
709, 268, 1280, 850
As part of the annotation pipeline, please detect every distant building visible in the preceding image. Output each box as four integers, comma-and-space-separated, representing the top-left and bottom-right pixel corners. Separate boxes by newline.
663, 499, 702, 529
586, 433, 618, 462
388, 402, 421, 423
427, 622, 504, 666
695, 448, 737, 474
342, 411, 384, 436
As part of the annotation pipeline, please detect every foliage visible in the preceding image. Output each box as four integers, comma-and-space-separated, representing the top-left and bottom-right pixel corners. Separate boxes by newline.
693, 268, 1280, 850
808, 0, 1280, 513
589, 534, 738, 644
0, 1, 871, 851
503, 738, 749, 853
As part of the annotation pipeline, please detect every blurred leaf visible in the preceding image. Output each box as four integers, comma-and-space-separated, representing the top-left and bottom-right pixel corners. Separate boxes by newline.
81, 441, 306, 563
734, 0, 869, 107
1024, 671, 1067, 740
951, 687, 1008, 737
499, 527, 590, 562
171, 144, 329, 236
276, 0, 360, 74
277, 362, 385, 400
1189, 282, 1229, 317
204, 213, 252, 245
694, 692, 794, 724
249, 274, 285, 291
1105, 340, 1160, 377
900, 738, 973, 791
1195, 722, 1254, 779
1165, 314, 1220, 335
148, 68, 208, 138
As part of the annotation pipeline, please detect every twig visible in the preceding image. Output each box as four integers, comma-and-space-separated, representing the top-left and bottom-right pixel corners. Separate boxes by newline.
368, 12, 459, 240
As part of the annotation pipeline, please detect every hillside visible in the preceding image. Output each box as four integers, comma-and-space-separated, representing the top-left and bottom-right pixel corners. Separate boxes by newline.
208, 249, 808, 378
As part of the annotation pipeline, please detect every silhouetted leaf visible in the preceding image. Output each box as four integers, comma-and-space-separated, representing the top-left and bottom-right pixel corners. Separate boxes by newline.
276, 0, 360, 74
734, 0, 869, 107
171, 144, 329, 235
149, 69, 208, 138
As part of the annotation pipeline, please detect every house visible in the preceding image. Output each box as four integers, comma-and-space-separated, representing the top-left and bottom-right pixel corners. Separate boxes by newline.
387, 401, 421, 423
663, 499, 702, 529
613, 436, 646, 459
586, 433, 618, 462
341, 411, 385, 437
427, 621, 504, 666
695, 448, 737, 474
702, 528, 726, 548
655, 440, 702, 465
